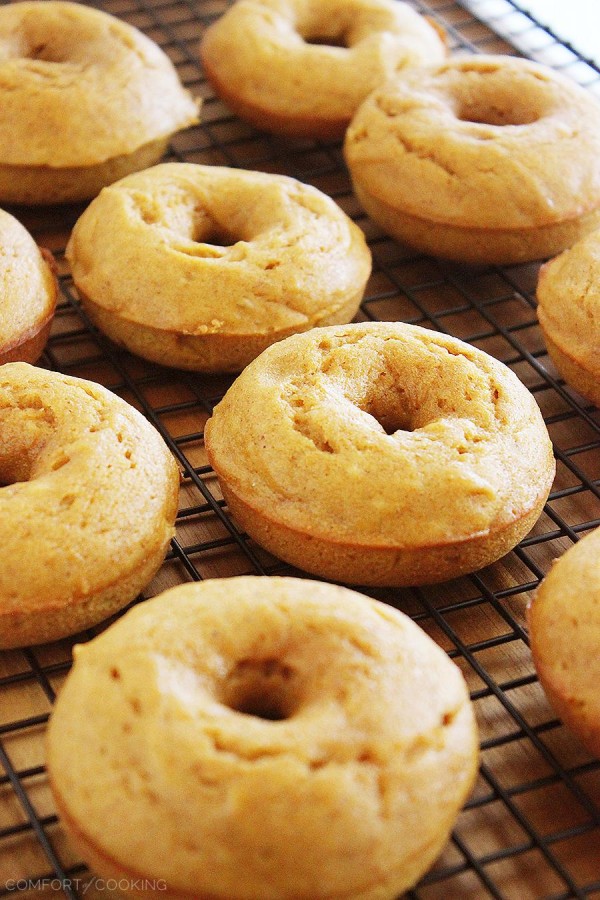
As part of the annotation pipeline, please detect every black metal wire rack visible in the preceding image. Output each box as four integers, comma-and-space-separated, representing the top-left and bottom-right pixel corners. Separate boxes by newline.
1, 0, 600, 897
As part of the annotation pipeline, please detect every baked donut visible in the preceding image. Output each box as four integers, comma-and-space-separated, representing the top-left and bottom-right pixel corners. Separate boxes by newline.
0, 209, 57, 365
0, 1, 199, 205
47, 575, 479, 899
205, 322, 555, 586
0, 363, 179, 649
537, 229, 600, 405
199, 0, 446, 139
66, 163, 371, 372
344, 54, 600, 265
528, 527, 600, 758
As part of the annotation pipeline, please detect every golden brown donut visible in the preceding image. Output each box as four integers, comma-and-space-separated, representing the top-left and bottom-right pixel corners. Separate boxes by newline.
205, 322, 555, 586
200, 0, 446, 139
528, 527, 600, 758
47, 575, 479, 899
537, 229, 600, 405
0, 1, 199, 205
0, 363, 179, 649
0, 209, 57, 365
66, 163, 371, 372
344, 55, 600, 264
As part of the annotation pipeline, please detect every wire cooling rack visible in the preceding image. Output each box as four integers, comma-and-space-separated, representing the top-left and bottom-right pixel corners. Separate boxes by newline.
1, 0, 599, 897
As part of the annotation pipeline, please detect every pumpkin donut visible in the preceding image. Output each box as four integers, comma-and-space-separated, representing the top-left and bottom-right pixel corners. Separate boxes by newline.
205, 322, 555, 586
0, 208, 57, 365
0, 1, 199, 204
528, 527, 600, 758
344, 55, 600, 264
537, 228, 600, 406
47, 575, 479, 899
66, 163, 371, 372
200, 0, 446, 139
0, 363, 180, 649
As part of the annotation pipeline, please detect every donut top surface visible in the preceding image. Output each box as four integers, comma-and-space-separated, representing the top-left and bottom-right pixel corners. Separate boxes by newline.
205, 322, 554, 549
47, 575, 478, 898
0, 209, 56, 351
66, 162, 372, 335
200, 0, 446, 123
537, 229, 600, 370
344, 54, 600, 229
0, 363, 178, 618
0, 1, 199, 166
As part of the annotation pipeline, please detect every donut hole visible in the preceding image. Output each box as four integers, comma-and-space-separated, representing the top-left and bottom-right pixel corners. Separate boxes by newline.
24, 42, 68, 63
440, 60, 550, 127
456, 98, 539, 127
365, 399, 414, 434
135, 193, 240, 251
452, 78, 543, 127
361, 381, 418, 434
0, 401, 58, 484
0, 455, 35, 486
221, 658, 301, 721
0, 36, 70, 64
12, 24, 77, 64
192, 223, 238, 248
175, 220, 240, 258
302, 32, 349, 48
295, 4, 374, 49
295, 7, 353, 49
187, 205, 238, 247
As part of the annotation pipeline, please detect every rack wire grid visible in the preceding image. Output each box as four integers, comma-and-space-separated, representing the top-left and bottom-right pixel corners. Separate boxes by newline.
1, 0, 599, 897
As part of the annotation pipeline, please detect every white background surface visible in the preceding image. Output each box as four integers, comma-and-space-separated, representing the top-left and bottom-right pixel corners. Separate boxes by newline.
514, 0, 600, 64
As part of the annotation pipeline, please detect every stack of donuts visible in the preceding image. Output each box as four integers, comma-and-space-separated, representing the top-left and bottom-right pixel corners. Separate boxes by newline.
1, 0, 599, 897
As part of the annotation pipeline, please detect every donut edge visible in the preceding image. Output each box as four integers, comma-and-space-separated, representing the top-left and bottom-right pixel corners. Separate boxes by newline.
76, 287, 366, 373
349, 180, 600, 266
0, 244, 58, 365
539, 328, 600, 407
0, 450, 180, 650
527, 532, 600, 759
0, 137, 170, 206
207, 467, 554, 587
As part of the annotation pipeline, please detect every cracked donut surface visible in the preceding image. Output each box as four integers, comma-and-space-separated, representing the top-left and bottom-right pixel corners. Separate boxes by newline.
205, 322, 555, 585
199, 0, 446, 139
0, 363, 179, 648
0, 1, 199, 204
47, 575, 479, 899
66, 162, 371, 372
344, 54, 600, 264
